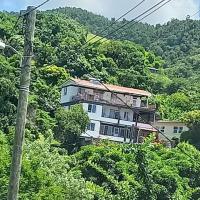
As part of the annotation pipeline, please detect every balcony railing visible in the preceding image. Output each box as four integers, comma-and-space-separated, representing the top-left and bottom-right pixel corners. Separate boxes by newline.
72, 93, 137, 107
102, 112, 133, 122
71, 93, 156, 109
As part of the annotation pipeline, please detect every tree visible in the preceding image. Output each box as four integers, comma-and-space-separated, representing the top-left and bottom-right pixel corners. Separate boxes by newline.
0, 131, 10, 199
180, 110, 200, 149
54, 105, 89, 153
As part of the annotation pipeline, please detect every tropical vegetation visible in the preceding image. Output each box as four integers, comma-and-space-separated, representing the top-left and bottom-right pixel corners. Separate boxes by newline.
0, 7, 200, 199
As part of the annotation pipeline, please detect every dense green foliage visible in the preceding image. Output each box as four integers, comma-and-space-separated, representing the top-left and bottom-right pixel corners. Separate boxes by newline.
55, 7, 200, 119
1, 132, 200, 199
0, 7, 200, 199
54, 105, 89, 153
180, 110, 200, 149
2, 9, 200, 121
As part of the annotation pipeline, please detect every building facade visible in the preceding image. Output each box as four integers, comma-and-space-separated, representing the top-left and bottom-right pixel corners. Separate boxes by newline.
61, 78, 157, 143
154, 120, 189, 140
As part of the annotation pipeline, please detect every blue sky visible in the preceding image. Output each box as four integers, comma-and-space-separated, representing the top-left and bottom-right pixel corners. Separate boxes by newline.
1, 0, 199, 24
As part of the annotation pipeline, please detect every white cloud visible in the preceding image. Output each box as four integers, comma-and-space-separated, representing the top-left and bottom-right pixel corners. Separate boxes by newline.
1, 0, 199, 24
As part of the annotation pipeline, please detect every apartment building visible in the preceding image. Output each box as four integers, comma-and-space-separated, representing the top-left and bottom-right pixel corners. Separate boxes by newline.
61, 78, 157, 143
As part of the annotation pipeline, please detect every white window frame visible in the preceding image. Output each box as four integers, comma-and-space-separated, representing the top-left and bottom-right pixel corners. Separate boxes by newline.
114, 127, 120, 137
173, 126, 178, 133
132, 97, 137, 107
87, 123, 95, 131
88, 104, 96, 113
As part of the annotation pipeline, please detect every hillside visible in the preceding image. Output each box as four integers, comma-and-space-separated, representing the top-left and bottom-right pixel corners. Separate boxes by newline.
0, 8, 200, 200
54, 7, 200, 65
51, 7, 200, 119
54, 7, 200, 80
0, 10, 171, 132
1, 9, 199, 122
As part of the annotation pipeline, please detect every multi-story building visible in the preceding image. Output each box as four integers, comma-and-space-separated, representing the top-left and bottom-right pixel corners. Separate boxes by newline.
61, 78, 157, 143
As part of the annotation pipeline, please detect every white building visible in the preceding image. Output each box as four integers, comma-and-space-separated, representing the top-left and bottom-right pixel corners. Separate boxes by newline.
61, 78, 157, 143
154, 120, 189, 140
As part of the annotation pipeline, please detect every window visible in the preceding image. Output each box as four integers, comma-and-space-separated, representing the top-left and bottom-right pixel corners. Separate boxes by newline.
109, 109, 120, 119
87, 123, 95, 131
111, 93, 117, 102
132, 97, 137, 107
114, 127, 120, 136
179, 127, 183, 133
88, 104, 96, 113
94, 91, 103, 100
173, 126, 178, 133
124, 112, 129, 121
160, 126, 165, 133
109, 109, 115, 118
107, 126, 113, 136
63, 87, 68, 95
103, 125, 113, 136
104, 125, 108, 135
102, 108, 106, 117
87, 94, 94, 101
114, 111, 120, 119
120, 128, 125, 137
78, 87, 85, 94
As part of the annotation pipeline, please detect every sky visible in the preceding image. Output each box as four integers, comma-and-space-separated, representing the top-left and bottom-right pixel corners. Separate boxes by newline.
1, 0, 199, 24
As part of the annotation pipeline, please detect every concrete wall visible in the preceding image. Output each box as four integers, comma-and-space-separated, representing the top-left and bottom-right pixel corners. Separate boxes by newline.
60, 86, 78, 104
82, 119, 100, 138
154, 121, 189, 140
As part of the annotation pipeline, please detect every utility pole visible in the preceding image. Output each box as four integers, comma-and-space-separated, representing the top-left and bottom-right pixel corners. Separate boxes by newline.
7, 6, 36, 200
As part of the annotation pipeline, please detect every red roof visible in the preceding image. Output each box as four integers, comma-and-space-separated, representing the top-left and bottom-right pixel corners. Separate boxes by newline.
68, 78, 151, 97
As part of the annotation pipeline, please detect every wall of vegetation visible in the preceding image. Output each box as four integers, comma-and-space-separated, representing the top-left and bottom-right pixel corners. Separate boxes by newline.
0, 8, 200, 199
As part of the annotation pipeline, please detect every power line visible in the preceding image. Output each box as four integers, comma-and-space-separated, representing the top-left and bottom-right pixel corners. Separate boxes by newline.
21, 0, 51, 16
85, 0, 146, 45
80, 65, 197, 162
76, 0, 178, 146
9, 15, 21, 37
99, 0, 173, 44
7, 0, 51, 42
85, 0, 168, 48
191, 9, 200, 18
75, 0, 196, 161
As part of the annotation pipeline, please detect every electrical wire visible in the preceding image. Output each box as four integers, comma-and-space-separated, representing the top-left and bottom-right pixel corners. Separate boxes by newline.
74, 0, 196, 160
78, 0, 182, 152
6, 0, 194, 161
84, 0, 168, 48
9, 15, 21, 37
79, 62, 197, 162
21, 0, 51, 16
191, 9, 200, 18
85, 0, 146, 45
7, 0, 51, 42
99, 0, 173, 44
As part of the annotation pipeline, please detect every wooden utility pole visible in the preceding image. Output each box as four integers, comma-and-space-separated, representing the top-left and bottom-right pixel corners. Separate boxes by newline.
7, 6, 36, 200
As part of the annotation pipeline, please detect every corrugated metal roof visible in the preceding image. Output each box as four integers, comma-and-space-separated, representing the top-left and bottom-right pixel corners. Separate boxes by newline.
136, 122, 157, 132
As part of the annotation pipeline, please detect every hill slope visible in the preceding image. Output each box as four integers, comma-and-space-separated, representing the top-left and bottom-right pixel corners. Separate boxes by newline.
0, 8, 199, 123
54, 7, 200, 86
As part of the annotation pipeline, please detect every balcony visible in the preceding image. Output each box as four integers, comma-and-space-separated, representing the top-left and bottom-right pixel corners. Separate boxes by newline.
72, 93, 106, 103
72, 92, 137, 107
100, 124, 132, 138
71, 92, 156, 110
